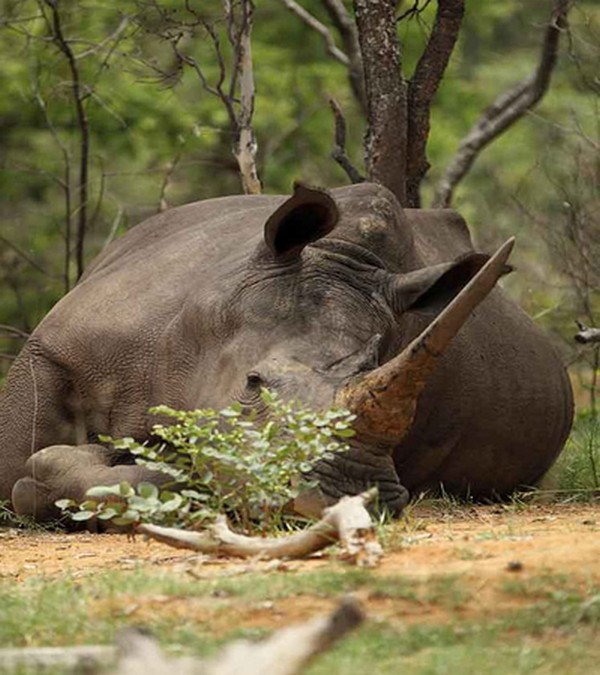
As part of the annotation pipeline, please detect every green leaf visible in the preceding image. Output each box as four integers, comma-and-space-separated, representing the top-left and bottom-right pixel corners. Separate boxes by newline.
86, 484, 122, 498
71, 510, 96, 521
97, 508, 120, 520
119, 481, 135, 497
137, 482, 159, 500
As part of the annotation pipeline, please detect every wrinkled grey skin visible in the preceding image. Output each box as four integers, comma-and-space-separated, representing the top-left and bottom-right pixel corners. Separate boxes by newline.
0, 183, 573, 521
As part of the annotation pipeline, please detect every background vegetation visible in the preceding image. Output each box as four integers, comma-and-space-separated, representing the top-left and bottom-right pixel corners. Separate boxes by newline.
0, 1, 598, 418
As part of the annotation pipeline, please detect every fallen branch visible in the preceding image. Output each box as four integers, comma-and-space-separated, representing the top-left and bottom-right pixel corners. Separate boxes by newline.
138, 488, 383, 567
575, 321, 600, 345
433, 0, 572, 208
0, 598, 364, 675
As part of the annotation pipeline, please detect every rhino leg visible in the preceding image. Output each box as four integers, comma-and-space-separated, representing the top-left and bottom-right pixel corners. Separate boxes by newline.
302, 446, 409, 518
11, 444, 166, 522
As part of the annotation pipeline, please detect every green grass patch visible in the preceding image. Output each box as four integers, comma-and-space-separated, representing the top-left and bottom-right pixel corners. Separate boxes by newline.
1, 566, 598, 674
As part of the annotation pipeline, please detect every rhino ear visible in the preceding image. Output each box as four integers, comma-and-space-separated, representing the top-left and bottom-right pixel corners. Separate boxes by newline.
387, 252, 512, 315
264, 182, 339, 259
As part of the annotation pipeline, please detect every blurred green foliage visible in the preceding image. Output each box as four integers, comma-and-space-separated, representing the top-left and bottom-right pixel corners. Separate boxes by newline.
0, 0, 598, 409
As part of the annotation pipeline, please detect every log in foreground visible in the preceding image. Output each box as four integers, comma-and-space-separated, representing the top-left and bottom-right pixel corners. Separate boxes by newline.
0, 598, 364, 675
138, 488, 382, 567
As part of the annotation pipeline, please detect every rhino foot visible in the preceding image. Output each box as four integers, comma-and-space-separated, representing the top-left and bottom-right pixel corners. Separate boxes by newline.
306, 449, 409, 518
11, 444, 164, 524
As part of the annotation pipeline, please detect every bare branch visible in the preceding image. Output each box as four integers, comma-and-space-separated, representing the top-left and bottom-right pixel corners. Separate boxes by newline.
406, 0, 464, 207
0, 325, 30, 339
42, 0, 90, 280
0, 235, 57, 280
157, 152, 182, 212
329, 98, 365, 183
397, 0, 432, 23
155, 2, 261, 194
32, 87, 73, 291
575, 322, 600, 345
279, 0, 349, 67
353, 0, 408, 205
75, 16, 130, 59
433, 0, 573, 208
139, 488, 383, 567
321, 0, 366, 112
101, 208, 124, 252
233, 0, 261, 195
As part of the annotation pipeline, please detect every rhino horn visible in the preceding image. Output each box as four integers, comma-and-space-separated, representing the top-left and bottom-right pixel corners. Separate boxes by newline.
336, 238, 515, 442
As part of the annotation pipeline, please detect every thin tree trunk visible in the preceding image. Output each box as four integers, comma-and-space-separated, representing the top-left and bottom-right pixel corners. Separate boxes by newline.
406, 0, 464, 207
353, 0, 407, 205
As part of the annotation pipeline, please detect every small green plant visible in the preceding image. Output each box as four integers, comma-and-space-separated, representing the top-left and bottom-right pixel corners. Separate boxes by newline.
58, 390, 355, 532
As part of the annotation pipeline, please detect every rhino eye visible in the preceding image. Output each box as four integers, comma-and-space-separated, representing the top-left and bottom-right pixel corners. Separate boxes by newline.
246, 372, 263, 389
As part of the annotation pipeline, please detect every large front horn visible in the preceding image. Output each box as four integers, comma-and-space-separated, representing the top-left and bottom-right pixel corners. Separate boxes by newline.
335, 238, 515, 442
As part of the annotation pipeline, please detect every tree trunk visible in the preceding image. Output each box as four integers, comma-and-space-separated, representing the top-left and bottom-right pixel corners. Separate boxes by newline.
353, 0, 407, 205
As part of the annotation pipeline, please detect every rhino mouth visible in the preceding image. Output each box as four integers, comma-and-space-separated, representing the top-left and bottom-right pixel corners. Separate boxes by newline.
336, 238, 515, 445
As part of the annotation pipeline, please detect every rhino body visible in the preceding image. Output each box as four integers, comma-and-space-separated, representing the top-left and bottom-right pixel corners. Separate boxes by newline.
0, 183, 573, 519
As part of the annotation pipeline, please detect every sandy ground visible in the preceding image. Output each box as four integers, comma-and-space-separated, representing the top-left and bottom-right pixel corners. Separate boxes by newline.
1, 502, 598, 630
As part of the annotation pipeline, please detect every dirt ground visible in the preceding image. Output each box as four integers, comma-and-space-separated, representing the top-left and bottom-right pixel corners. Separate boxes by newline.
1, 502, 598, 631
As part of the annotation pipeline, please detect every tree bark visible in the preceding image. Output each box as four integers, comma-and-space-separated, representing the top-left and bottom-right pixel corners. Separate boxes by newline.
353, 0, 407, 205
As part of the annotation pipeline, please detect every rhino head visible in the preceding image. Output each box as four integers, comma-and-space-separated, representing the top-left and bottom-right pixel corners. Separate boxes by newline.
169, 183, 513, 516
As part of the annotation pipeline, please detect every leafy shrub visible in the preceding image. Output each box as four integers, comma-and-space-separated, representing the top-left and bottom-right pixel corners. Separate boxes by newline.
57, 390, 355, 532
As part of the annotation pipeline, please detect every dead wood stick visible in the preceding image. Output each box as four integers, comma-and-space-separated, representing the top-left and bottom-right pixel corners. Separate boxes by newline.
575, 321, 600, 345
138, 488, 382, 567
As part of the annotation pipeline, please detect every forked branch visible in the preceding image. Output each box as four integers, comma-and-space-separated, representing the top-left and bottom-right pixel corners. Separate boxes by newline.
152, 0, 261, 194
433, 0, 572, 208
406, 0, 465, 207
139, 488, 383, 567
